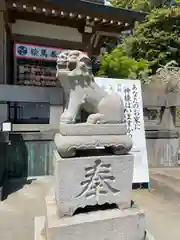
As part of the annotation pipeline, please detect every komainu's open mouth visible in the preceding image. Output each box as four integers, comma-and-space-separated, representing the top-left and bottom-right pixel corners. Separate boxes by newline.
57, 61, 67, 70
56, 50, 91, 74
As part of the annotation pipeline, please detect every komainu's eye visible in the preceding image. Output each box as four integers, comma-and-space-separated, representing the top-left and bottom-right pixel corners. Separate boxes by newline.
80, 57, 91, 68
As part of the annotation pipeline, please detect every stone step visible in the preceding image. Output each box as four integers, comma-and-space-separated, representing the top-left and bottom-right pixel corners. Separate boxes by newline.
150, 168, 180, 202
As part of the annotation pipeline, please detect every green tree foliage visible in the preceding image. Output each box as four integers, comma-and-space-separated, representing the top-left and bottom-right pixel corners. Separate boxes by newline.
124, 7, 180, 73
98, 47, 150, 83
110, 0, 176, 11
100, 2, 180, 81
110, 0, 152, 11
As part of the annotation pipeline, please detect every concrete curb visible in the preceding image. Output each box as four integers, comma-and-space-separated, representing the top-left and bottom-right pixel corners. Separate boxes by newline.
34, 216, 45, 240
146, 231, 156, 240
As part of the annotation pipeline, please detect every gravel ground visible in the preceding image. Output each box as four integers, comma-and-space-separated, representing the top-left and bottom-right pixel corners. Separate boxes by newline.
0, 177, 180, 240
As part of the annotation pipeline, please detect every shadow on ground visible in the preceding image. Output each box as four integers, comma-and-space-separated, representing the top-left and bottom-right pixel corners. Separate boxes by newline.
2, 178, 37, 200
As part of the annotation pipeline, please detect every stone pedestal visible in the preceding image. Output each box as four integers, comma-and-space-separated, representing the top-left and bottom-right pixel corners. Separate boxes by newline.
54, 123, 133, 158
54, 151, 134, 217
34, 133, 149, 240
34, 150, 149, 240
55, 134, 132, 157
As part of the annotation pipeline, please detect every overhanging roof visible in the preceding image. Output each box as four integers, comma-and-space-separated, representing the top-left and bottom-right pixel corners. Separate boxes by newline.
7, 0, 147, 32
48, 0, 147, 22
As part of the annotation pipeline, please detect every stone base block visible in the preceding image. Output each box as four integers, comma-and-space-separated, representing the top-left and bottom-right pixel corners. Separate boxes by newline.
54, 152, 134, 217
34, 199, 155, 240
60, 123, 127, 136
35, 218, 155, 240
44, 196, 145, 240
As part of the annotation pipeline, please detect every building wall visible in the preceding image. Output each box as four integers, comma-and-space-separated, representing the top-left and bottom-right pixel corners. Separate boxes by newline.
3, 18, 74, 132
4, 19, 84, 131
12, 20, 82, 43
0, 84, 63, 103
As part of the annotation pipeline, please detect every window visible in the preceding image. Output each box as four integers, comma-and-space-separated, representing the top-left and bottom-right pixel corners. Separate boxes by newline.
8, 102, 50, 124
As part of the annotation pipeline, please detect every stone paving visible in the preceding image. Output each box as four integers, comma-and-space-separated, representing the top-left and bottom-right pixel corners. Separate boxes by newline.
0, 177, 53, 240
133, 189, 180, 240
0, 177, 180, 240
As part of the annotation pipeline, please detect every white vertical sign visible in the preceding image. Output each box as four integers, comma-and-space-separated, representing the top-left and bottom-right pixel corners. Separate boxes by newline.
95, 77, 149, 184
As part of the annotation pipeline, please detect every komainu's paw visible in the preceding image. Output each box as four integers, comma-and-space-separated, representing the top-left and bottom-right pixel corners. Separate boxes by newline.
60, 112, 75, 124
86, 113, 105, 124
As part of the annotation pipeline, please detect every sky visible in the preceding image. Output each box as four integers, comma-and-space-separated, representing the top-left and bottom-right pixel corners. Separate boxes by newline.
104, 0, 111, 5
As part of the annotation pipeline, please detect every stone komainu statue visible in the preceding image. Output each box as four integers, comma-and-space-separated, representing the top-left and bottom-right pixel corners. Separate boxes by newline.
51, 53, 145, 240
56, 50, 125, 124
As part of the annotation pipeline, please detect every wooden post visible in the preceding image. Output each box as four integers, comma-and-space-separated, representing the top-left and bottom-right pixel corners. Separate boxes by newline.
0, 0, 7, 84
82, 32, 93, 58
